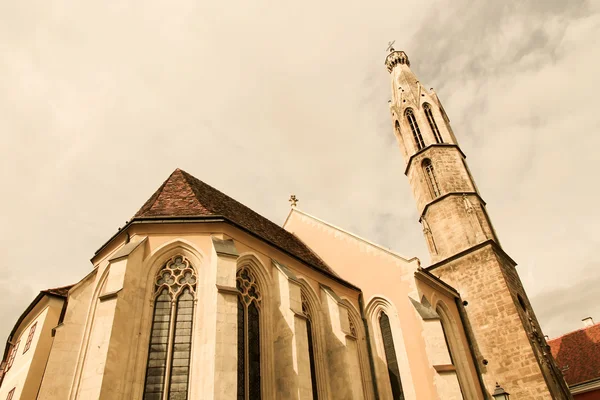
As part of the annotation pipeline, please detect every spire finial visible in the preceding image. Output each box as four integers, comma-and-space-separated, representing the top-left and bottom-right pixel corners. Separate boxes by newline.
386, 40, 396, 53
289, 195, 298, 207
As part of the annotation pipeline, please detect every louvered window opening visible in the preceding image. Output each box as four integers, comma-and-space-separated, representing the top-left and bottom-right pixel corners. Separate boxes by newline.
379, 312, 405, 400
23, 322, 37, 354
423, 159, 441, 198
237, 267, 262, 400
143, 256, 197, 400
302, 294, 319, 400
424, 104, 443, 144
406, 109, 425, 150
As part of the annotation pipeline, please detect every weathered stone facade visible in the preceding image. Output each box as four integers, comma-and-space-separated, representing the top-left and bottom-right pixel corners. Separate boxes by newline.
386, 49, 571, 399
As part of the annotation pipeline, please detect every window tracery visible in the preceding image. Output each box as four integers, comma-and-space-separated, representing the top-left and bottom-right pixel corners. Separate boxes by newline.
143, 255, 197, 400
236, 267, 262, 400
423, 104, 443, 143
406, 109, 425, 150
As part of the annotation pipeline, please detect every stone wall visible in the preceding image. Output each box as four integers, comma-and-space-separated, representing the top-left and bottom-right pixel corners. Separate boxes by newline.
429, 242, 571, 399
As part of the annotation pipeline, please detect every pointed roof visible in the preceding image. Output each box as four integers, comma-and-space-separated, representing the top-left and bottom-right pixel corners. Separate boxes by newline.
132, 169, 339, 278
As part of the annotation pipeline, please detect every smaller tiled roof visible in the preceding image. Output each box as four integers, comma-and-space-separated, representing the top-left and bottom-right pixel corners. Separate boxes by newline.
133, 169, 339, 279
549, 322, 600, 386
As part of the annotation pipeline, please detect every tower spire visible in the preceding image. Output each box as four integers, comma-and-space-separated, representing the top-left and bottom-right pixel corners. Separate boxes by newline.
386, 52, 572, 399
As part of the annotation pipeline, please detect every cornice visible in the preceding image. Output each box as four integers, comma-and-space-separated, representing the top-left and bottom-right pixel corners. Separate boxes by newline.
404, 143, 466, 176
419, 191, 487, 222
92, 216, 361, 292
426, 239, 517, 272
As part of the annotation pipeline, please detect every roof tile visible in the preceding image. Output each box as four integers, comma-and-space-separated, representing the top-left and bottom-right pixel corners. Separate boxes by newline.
134, 169, 338, 277
549, 323, 600, 386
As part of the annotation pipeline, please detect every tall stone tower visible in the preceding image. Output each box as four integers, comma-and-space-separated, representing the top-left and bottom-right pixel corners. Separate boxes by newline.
385, 49, 572, 399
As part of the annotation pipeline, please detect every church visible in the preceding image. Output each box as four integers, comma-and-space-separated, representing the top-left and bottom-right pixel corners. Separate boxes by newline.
0, 50, 573, 399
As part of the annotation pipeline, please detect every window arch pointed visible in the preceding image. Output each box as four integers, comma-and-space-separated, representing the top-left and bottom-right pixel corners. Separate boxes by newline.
143, 255, 197, 400
237, 266, 262, 400
422, 158, 441, 198
405, 108, 425, 150
423, 103, 443, 143
379, 311, 405, 400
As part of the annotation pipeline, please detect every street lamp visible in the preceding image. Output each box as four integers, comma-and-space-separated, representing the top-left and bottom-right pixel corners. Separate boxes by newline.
492, 383, 510, 400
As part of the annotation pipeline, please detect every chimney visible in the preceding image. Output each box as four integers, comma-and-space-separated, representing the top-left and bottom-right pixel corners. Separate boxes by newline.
582, 317, 594, 328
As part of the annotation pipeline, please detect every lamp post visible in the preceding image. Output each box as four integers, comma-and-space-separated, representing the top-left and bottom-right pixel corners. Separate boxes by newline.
492, 383, 510, 400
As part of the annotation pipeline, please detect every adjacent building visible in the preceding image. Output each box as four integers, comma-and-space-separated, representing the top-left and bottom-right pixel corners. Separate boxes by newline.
549, 318, 600, 399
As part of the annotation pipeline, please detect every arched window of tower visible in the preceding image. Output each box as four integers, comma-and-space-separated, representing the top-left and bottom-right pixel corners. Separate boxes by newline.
405, 108, 425, 150
422, 159, 441, 198
423, 103, 443, 144
394, 120, 408, 159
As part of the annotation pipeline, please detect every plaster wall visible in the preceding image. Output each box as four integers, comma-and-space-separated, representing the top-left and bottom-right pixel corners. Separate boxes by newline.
0, 296, 63, 400
285, 209, 439, 400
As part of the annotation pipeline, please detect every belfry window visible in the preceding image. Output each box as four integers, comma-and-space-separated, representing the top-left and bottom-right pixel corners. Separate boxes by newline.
379, 312, 405, 400
143, 256, 197, 400
423, 159, 441, 198
302, 293, 319, 400
405, 109, 425, 150
237, 267, 262, 400
424, 104, 443, 143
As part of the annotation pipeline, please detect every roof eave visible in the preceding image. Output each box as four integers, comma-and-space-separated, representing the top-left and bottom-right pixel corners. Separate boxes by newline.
92, 216, 361, 291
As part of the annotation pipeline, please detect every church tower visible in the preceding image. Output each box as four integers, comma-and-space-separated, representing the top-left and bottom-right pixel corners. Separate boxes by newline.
385, 49, 572, 399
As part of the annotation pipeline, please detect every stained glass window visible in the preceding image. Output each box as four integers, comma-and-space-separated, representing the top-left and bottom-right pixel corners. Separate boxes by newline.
406, 109, 425, 150
143, 256, 197, 400
379, 312, 405, 400
424, 104, 443, 144
236, 267, 262, 400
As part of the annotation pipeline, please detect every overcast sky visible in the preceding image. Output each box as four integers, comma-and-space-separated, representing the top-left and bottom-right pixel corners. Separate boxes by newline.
1, 0, 598, 344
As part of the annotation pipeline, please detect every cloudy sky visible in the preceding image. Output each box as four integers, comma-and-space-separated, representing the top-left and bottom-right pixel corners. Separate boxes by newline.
1, 0, 598, 344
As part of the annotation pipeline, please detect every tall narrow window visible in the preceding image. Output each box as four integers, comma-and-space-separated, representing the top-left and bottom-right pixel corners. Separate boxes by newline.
424, 104, 443, 143
423, 159, 441, 198
23, 322, 37, 354
237, 267, 262, 400
143, 256, 197, 400
6, 388, 15, 400
302, 294, 319, 400
379, 312, 405, 400
405, 109, 425, 150
5, 341, 19, 372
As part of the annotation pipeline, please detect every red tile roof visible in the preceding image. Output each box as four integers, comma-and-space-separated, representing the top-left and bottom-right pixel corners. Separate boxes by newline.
134, 169, 339, 278
549, 322, 600, 386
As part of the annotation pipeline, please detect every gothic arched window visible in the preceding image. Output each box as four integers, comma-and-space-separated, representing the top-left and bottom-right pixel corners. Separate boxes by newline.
423, 103, 443, 143
143, 256, 197, 400
237, 267, 262, 400
302, 293, 319, 400
379, 312, 405, 400
422, 159, 441, 198
405, 109, 425, 150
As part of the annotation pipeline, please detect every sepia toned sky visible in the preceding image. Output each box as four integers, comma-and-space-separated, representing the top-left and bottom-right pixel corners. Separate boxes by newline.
1, 0, 599, 345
